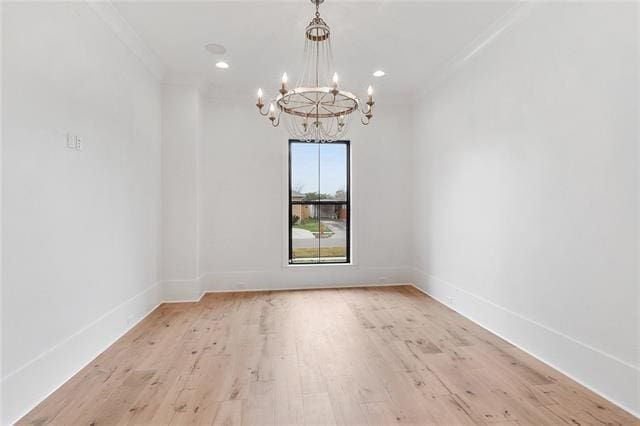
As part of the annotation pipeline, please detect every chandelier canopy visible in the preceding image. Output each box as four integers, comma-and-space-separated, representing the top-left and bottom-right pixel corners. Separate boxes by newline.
255, 0, 375, 142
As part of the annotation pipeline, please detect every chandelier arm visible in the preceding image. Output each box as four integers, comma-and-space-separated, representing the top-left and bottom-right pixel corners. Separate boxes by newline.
271, 111, 281, 127
257, 105, 271, 117
327, 93, 339, 107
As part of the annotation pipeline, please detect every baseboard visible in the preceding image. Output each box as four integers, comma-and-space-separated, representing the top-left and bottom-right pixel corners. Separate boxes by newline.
200, 266, 414, 294
158, 266, 414, 302
203, 281, 411, 294
1, 282, 162, 425
411, 267, 640, 418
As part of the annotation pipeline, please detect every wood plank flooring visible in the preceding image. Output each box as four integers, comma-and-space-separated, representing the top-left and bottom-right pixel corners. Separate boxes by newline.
18, 285, 638, 425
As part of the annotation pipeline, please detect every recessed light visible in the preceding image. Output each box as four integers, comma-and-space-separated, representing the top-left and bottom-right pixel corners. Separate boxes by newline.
215, 61, 230, 69
373, 70, 385, 77
205, 43, 227, 55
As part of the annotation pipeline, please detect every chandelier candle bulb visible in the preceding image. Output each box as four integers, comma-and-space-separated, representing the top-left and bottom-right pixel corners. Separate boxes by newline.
257, 88, 264, 108
331, 72, 339, 95
280, 73, 288, 95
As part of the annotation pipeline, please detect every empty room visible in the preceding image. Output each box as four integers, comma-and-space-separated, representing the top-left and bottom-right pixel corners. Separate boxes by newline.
1, 0, 638, 424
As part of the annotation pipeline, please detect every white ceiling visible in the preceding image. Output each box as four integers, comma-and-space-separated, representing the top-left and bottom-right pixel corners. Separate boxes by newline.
113, 1, 517, 99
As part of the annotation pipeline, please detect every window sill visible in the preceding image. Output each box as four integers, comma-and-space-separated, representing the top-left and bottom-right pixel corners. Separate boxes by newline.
285, 262, 355, 268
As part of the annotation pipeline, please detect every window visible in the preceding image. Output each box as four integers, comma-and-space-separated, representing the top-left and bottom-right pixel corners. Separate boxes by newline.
289, 140, 350, 264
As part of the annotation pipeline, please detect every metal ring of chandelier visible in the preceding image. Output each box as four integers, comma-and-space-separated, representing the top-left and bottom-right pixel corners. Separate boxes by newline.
277, 87, 359, 119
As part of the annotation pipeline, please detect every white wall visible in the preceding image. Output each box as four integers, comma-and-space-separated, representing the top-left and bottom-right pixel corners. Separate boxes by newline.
411, 2, 639, 415
160, 85, 201, 300
1, 2, 163, 423
191, 97, 414, 293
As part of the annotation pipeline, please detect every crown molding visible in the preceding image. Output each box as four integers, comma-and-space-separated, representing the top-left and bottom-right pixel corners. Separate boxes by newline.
415, 1, 535, 101
86, 0, 166, 81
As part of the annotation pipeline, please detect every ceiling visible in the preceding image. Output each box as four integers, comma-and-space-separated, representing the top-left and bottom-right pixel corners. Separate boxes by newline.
114, 1, 517, 100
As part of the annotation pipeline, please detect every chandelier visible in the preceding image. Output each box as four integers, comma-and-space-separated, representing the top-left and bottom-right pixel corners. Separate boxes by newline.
255, 0, 375, 142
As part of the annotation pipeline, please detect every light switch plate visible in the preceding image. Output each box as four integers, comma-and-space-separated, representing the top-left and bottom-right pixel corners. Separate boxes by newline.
66, 133, 76, 149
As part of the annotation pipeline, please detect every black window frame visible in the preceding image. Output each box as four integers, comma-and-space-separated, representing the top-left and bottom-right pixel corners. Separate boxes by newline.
288, 139, 351, 265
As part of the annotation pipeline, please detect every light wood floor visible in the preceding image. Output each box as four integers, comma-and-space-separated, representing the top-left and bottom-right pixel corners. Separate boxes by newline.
19, 285, 637, 425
